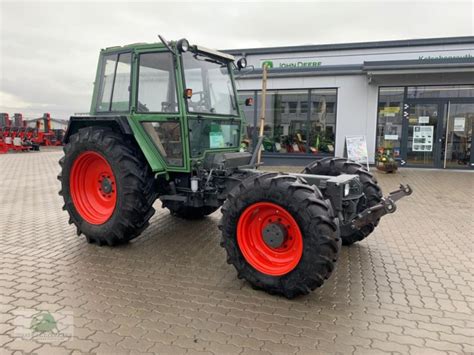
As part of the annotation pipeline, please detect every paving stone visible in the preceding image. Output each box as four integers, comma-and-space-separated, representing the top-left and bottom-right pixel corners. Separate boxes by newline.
0, 151, 472, 354
4, 338, 42, 353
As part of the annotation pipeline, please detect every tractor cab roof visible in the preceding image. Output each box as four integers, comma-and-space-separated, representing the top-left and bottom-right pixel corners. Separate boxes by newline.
101, 42, 235, 62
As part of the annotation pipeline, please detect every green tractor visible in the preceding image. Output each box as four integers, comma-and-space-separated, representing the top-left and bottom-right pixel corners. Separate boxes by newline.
58, 37, 412, 298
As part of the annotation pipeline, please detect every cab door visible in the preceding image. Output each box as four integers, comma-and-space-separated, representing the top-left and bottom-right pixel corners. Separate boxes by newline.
130, 50, 189, 173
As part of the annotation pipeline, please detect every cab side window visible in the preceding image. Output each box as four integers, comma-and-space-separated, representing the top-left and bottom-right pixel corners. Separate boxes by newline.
137, 52, 178, 113
97, 52, 132, 112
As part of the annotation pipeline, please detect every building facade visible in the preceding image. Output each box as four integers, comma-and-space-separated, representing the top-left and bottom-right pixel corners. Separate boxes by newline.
227, 37, 474, 169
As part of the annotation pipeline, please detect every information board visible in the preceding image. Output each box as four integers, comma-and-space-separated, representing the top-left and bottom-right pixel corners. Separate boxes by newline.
453, 117, 465, 132
412, 126, 434, 152
345, 136, 369, 169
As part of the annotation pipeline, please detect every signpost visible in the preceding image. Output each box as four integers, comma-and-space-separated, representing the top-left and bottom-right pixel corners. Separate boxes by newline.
257, 64, 268, 164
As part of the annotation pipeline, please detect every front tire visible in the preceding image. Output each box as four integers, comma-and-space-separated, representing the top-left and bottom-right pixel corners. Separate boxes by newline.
302, 157, 383, 245
220, 173, 340, 298
58, 127, 157, 246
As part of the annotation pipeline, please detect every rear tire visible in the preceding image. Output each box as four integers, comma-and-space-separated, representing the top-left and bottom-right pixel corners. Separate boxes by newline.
58, 127, 157, 246
220, 173, 340, 298
302, 157, 382, 245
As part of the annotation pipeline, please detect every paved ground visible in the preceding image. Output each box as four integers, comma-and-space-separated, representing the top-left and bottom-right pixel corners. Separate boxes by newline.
0, 149, 473, 355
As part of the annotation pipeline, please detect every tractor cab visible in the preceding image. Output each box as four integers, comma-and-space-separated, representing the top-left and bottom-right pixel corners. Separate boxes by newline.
84, 38, 248, 173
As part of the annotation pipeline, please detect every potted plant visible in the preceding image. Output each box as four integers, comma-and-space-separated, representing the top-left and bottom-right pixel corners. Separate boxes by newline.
376, 146, 398, 173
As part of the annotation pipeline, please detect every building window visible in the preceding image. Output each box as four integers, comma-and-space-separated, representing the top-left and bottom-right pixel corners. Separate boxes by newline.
238, 91, 256, 149
407, 85, 474, 99
309, 89, 337, 154
376, 87, 404, 158
248, 89, 337, 154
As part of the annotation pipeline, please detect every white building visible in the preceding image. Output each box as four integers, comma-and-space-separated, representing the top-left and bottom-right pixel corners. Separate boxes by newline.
227, 36, 474, 169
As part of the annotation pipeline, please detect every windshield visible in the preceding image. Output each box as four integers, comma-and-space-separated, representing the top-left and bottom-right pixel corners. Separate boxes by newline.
182, 52, 238, 116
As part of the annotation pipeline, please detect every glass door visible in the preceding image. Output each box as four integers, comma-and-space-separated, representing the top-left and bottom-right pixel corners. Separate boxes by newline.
442, 102, 474, 169
405, 103, 440, 167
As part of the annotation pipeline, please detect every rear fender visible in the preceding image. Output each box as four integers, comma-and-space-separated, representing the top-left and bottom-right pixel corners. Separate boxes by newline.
64, 116, 165, 173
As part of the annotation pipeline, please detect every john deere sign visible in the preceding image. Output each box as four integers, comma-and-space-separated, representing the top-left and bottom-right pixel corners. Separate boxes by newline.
261, 58, 322, 69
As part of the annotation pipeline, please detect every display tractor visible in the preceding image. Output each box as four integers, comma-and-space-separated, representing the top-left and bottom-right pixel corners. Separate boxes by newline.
59, 37, 412, 298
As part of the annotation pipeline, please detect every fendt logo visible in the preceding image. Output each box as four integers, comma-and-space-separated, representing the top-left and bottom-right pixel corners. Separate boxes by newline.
261, 60, 274, 69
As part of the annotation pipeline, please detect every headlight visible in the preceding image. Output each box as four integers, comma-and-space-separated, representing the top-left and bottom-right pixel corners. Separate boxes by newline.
344, 183, 350, 197
177, 38, 189, 52
237, 57, 247, 70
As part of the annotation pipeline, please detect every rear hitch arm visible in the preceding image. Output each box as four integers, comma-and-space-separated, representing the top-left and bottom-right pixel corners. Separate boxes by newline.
351, 184, 413, 229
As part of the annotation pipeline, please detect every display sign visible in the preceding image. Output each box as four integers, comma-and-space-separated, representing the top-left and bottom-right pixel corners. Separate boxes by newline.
380, 107, 400, 116
384, 134, 399, 140
412, 126, 434, 152
418, 116, 430, 124
257, 52, 473, 70
453, 117, 465, 132
261, 58, 321, 69
345, 136, 369, 169
209, 132, 224, 148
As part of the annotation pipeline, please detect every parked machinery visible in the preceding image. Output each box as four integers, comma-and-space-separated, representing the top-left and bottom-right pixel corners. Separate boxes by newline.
32, 113, 59, 146
0, 113, 30, 153
0, 112, 64, 153
58, 38, 412, 298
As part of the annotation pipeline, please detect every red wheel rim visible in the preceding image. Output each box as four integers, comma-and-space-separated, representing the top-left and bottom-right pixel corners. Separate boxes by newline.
237, 202, 303, 276
70, 151, 117, 225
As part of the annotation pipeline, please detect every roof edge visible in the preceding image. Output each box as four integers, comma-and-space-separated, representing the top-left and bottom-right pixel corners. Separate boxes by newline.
224, 36, 474, 56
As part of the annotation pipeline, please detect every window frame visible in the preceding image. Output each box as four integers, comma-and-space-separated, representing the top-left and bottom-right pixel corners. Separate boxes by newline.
180, 51, 240, 118
135, 51, 180, 114
140, 120, 184, 166
96, 51, 133, 113
242, 88, 338, 156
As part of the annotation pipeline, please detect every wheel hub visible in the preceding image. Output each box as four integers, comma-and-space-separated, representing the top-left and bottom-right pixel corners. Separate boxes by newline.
100, 176, 113, 195
262, 223, 287, 248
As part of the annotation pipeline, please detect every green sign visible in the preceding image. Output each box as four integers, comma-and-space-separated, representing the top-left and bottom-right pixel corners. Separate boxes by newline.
260, 58, 322, 69
261, 60, 274, 69
209, 132, 225, 148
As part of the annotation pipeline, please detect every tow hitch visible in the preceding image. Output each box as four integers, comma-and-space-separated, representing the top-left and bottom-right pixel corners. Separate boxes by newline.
352, 184, 413, 229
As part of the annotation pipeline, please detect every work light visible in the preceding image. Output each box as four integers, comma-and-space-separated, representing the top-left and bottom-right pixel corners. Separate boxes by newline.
177, 38, 189, 53
344, 183, 351, 197
237, 57, 247, 69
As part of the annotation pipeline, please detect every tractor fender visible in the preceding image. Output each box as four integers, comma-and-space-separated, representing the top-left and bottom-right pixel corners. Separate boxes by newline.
64, 116, 133, 143
64, 115, 166, 173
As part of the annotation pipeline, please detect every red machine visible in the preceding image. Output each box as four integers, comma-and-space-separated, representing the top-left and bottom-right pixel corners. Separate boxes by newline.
1, 112, 64, 153
31, 113, 63, 146
0, 113, 12, 153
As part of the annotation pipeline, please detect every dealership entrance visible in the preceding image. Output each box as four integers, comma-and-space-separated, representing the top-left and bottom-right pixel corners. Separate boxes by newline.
405, 101, 474, 168
377, 85, 474, 169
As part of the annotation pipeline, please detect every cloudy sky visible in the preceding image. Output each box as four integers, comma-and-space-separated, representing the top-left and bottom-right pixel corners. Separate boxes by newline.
1, 0, 473, 119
